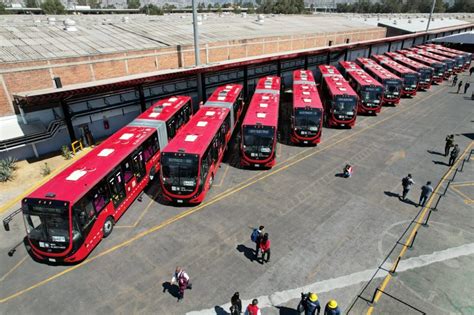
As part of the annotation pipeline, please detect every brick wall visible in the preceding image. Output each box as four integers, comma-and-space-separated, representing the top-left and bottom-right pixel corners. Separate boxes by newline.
0, 27, 386, 116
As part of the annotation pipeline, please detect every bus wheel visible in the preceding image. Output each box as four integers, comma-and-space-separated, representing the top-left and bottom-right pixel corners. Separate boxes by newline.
103, 216, 115, 238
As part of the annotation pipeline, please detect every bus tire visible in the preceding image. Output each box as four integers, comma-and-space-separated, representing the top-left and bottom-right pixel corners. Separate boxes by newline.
103, 216, 115, 238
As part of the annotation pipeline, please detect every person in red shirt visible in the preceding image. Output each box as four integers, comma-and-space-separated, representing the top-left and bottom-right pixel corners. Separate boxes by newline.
259, 233, 271, 263
245, 299, 261, 315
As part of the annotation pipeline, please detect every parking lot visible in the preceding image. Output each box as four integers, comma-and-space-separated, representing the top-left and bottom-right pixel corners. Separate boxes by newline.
1, 74, 473, 314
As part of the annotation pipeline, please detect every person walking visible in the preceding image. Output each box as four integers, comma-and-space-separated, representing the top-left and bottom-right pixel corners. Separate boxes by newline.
449, 144, 460, 166
170, 267, 192, 301
251, 225, 264, 260
259, 233, 271, 264
324, 300, 341, 315
464, 82, 471, 94
298, 292, 321, 315
445, 134, 455, 156
244, 299, 261, 315
457, 81, 463, 93
230, 292, 242, 315
451, 74, 458, 87
401, 174, 415, 201
418, 181, 434, 208
343, 164, 353, 178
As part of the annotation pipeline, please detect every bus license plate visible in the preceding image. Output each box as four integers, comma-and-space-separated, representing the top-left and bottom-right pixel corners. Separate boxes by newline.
255, 164, 260, 167
177, 200, 183, 203
341, 124, 345, 127
48, 258, 56, 262
303, 141, 308, 144
368, 111, 372, 114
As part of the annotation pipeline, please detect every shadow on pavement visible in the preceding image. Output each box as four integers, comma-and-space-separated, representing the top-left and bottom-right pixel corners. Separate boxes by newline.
433, 160, 449, 166
461, 132, 474, 140
162, 281, 180, 299
236, 244, 255, 262
214, 305, 228, 315
276, 306, 299, 315
427, 150, 444, 156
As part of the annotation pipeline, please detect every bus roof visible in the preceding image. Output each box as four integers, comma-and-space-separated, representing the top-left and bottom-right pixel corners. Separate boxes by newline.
318, 65, 358, 98
385, 52, 433, 71
28, 96, 191, 203
339, 61, 383, 88
137, 96, 191, 122
293, 70, 323, 110
356, 57, 402, 81
242, 92, 279, 126
255, 76, 281, 93
418, 46, 461, 59
429, 44, 472, 57
372, 54, 418, 75
408, 48, 454, 62
398, 50, 444, 66
162, 106, 230, 156
206, 84, 243, 104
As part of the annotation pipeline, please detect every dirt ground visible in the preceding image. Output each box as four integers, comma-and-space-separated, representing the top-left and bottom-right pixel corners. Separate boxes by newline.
0, 154, 72, 206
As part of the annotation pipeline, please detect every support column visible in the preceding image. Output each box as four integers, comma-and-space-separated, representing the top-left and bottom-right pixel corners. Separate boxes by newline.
61, 100, 76, 143
138, 85, 146, 112
31, 143, 39, 158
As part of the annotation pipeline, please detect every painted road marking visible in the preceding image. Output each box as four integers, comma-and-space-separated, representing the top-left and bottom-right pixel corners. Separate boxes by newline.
187, 242, 474, 315
366, 141, 474, 315
0, 85, 448, 304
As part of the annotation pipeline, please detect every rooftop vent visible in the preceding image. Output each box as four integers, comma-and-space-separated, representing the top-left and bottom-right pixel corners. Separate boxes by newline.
63, 19, 77, 32
98, 148, 114, 157
259, 103, 268, 108
119, 133, 134, 140
197, 121, 208, 127
66, 170, 87, 181
47, 17, 56, 25
197, 15, 203, 25
257, 14, 264, 24
257, 112, 266, 118
185, 135, 198, 142
122, 16, 129, 23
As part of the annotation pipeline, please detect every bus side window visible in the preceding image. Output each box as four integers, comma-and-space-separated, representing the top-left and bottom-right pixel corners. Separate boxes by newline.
201, 148, 211, 181
91, 181, 110, 213
132, 150, 146, 182
122, 158, 133, 183
143, 132, 159, 162
185, 102, 192, 121
167, 119, 176, 140
233, 94, 241, 119
73, 196, 96, 236
224, 114, 231, 136
211, 137, 219, 162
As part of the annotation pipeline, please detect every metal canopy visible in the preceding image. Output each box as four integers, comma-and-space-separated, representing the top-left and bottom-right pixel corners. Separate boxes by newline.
431, 31, 474, 44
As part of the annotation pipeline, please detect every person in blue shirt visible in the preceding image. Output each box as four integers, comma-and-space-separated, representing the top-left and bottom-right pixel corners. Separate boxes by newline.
324, 300, 341, 315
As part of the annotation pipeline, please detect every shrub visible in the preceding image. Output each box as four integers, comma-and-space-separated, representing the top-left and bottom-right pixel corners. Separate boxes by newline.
0, 157, 17, 182
61, 145, 72, 160
41, 162, 51, 176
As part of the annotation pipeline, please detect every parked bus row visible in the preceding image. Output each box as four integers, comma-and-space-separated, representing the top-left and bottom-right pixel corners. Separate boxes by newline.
8, 44, 471, 264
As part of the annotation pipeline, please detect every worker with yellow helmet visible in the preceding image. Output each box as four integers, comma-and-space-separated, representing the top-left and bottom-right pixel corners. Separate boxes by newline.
324, 299, 341, 315
297, 292, 321, 315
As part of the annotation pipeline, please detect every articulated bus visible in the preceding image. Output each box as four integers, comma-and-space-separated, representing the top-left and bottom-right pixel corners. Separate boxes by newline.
407, 47, 455, 77
371, 54, 420, 97
240, 76, 281, 168
385, 52, 434, 90
425, 44, 472, 70
161, 84, 244, 204
339, 61, 383, 115
417, 45, 465, 73
19, 96, 193, 264
398, 50, 446, 83
291, 70, 324, 144
357, 57, 402, 105
318, 65, 358, 128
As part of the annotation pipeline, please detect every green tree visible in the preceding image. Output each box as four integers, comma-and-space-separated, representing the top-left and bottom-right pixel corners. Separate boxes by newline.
197, 2, 205, 11
380, 0, 402, 13
207, 3, 212, 11
104, 4, 116, 8
447, 0, 474, 12
76, 0, 88, 5
141, 4, 163, 15
88, 0, 101, 9
127, 0, 140, 9
162, 3, 176, 12
434, 0, 447, 13
41, 0, 65, 14
0, 2, 7, 14
25, 0, 39, 8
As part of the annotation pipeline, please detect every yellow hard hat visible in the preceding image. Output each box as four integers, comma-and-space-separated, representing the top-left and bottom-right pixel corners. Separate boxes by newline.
309, 293, 318, 302
328, 300, 338, 309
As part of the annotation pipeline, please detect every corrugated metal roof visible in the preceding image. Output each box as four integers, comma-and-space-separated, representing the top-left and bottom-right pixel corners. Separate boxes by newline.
0, 13, 381, 63
355, 16, 470, 33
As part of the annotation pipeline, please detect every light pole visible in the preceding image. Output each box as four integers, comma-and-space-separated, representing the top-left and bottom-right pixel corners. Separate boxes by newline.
426, 0, 436, 32
192, 0, 201, 66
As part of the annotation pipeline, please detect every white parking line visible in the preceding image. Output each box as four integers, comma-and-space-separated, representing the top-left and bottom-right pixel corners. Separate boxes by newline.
187, 242, 474, 314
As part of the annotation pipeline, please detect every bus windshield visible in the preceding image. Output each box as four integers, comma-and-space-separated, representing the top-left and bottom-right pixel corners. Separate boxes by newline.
243, 126, 275, 159
446, 60, 454, 71
23, 201, 70, 250
161, 154, 199, 189
403, 74, 418, 87
361, 86, 383, 103
420, 69, 433, 82
333, 96, 357, 114
384, 79, 401, 95
433, 64, 445, 76
295, 108, 322, 130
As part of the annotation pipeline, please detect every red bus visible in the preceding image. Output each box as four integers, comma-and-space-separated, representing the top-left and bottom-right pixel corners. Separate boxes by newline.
240, 76, 280, 168
426, 44, 472, 70
356, 57, 403, 106
19, 96, 193, 264
417, 45, 465, 72
160, 84, 244, 204
371, 54, 420, 97
407, 47, 455, 77
385, 52, 434, 90
339, 61, 383, 115
398, 50, 446, 83
290, 70, 324, 144
318, 65, 358, 128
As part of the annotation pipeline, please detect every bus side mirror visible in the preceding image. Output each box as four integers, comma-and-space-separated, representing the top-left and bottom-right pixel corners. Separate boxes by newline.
3, 220, 10, 232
